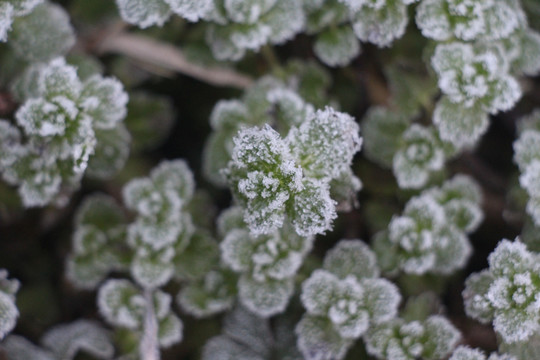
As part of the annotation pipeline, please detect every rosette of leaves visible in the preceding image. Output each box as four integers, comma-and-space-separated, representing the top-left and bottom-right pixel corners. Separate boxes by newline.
416, 0, 524, 42
204, 76, 334, 187
431, 42, 522, 148
66, 194, 130, 290
97, 279, 183, 353
373, 175, 481, 275
296, 240, 401, 360
364, 315, 460, 360
202, 305, 302, 360
219, 206, 314, 317
3, 320, 114, 360
122, 159, 197, 288
463, 239, 540, 343
0, 270, 19, 340
0, 57, 129, 207
0, 0, 43, 42
514, 123, 540, 227
393, 124, 446, 189
339, 0, 417, 47
449, 346, 516, 360
225, 106, 362, 237
204, 0, 306, 61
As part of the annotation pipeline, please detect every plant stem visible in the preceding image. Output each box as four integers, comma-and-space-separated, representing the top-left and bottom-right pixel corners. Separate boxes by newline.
140, 289, 160, 360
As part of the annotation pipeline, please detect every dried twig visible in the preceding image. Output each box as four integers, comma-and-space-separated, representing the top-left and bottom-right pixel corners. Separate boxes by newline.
97, 31, 253, 89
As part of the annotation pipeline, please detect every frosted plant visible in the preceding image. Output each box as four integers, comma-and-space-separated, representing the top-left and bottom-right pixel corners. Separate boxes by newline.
2, 335, 56, 360
514, 122, 540, 227
202, 305, 302, 360
122, 159, 195, 288
449, 346, 516, 360
205, 0, 305, 61
373, 175, 480, 275
219, 206, 313, 317
66, 194, 130, 290
0, 0, 42, 42
203, 77, 320, 187
416, 0, 523, 42
97, 279, 183, 351
431, 42, 521, 148
0, 57, 129, 208
225, 106, 361, 236
364, 315, 460, 360
393, 124, 445, 189
463, 239, 540, 343
340, 0, 414, 47
0, 270, 19, 340
115, 0, 172, 28
431, 42, 521, 111
9, 1, 75, 62
296, 240, 401, 360
41, 320, 114, 360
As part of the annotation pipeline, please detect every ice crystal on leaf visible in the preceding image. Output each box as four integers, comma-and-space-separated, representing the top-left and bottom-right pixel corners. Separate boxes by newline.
393, 124, 445, 189
115, 0, 171, 28
416, 0, 521, 42
0, 58, 128, 208
226, 106, 361, 237
364, 315, 460, 360
449, 346, 516, 360
463, 239, 540, 343
97, 279, 183, 347
374, 176, 480, 275
514, 123, 540, 227
297, 240, 401, 360
0, 270, 19, 340
0, 0, 42, 42
41, 320, 114, 360
431, 42, 521, 114
313, 26, 360, 67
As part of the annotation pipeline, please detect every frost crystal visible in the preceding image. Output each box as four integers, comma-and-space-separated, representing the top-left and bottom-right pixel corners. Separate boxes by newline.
374, 176, 480, 275
416, 0, 521, 42
297, 240, 401, 360
514, 125, 540, 226
115, 0, 171, 28
431, 42, 521, 114
0, 58, 129, 207
393, 124, 445, 189
226, 106, 361, 237
364, 315, 460, 360
449, 346, 516, 360
219, 207, 313, 317
0, 0, 43, 42
313, 26, 360, 67
0, 270, 19, 340
41, 320, 114, 360
463, 239, 540, 343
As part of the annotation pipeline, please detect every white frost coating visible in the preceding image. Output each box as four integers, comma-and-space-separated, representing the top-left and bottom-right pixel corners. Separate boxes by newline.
393, 124, 444, 189
264, 0, 305, 45
97, 279, 144, 329
449, 346, 516, 360
518, 30, 540, 76
80, 76, 129, 129
314, 26, 360, 67
295, 315, 352, 360
431, 42, 521, 114
158, 314, 183, 347
323, 240, 379, 280
2, 335, 55, 360
415, 0, 451, 41
209, 99, 248, 130
301, 270, 340, 315
361, 278, 401, 324
15, 99, 65, 137
164, 0, 213, 22
238, 276, 294, 317
231, 22, 272, 51
0, 3, 14, 42
0, 291, 18, 340
224, 0, 277, 24
433, 96, 489, 149
520, 160, 540, 198
350, 0, 409, 47
38, 58, 82, 99
115, 0, 171, 28
514, 130, 540, 171
41, 320, 114, 360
